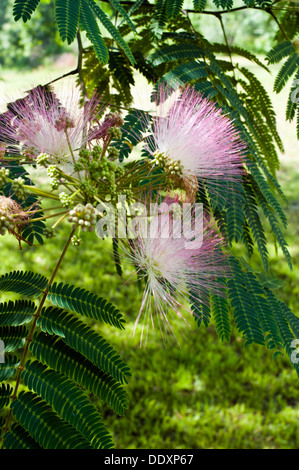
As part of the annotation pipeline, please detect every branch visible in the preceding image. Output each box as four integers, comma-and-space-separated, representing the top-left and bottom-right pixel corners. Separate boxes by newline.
0, 227, 76, 448
97, 0, 282, 15
43, 31, 86, 89
266, 7, 290, 42
217, 14, 236, 80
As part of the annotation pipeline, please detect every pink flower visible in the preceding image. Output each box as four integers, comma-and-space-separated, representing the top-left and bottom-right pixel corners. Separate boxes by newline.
119, 196, 227, 346
145, 85, 245, 196
1, 85, 103, 168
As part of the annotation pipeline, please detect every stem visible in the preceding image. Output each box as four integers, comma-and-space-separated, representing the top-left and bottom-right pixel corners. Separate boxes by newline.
266, 8, 290, 41
76, 31, 88, 99
29, 210, 69, 223
69, 189, 82, 200
218, 14, 236, 81
25, 205, 65, 215
65, 129, 77, 168
65, 128, 82, 182
52, 212, 69, 229
0, 228, 76, 448
23, 185, 60, 201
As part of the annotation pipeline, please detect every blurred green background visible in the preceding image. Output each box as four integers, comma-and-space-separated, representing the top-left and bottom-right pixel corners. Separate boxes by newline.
0, 0, 298, 449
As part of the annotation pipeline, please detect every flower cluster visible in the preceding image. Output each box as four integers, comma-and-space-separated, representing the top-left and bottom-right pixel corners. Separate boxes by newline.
1, 85, 102, 169
119, 196, 227, 345
11, 177, 27, 201
0, 167, 9, 186
144, 85, 245, 200
0, 82, 246, 345
0, 208, 14, 235
68, 203, 97, 232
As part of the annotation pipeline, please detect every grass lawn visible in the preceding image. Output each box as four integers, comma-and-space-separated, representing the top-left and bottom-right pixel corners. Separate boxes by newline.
0, 56, 298, 449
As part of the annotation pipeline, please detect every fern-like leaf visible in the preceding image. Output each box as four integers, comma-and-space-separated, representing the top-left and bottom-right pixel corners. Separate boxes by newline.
54, 0, 80, 45
30, 332, 129, 416
47, 282, 125, 329
166, 0, 184, 19
244, 187, 269, 271
108, 0, 137, 32
211, 292, 231, 342
21, 361, 114, 448
266, 41, 295, 64
0, 383, 13, 410
227, 257, 265, 347
88, 0, 136, 65
0, 300, 36, 326
193, 0, 207, 9
13, 0, 40, 22
0, 326, 27, 352
0, 271, 48, 298
80, 0, 109, 64
38, 307, 131, 384
162, 60, 208, 88
10, 391, 94, 449
150, 43, 205, 66
0, 355, 20, 381
3, 424, 41, 449
274, 53, 299, 93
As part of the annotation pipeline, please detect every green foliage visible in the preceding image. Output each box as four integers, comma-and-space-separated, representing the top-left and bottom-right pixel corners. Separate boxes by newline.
0, 271, 130, 448
47, 282, 125, 329
189, 254, 299, 376
0, 300, 36, 326
80, 0, 109, 64
266, 40, 299, 137
13, 0, 40, 22
88, 1, 136, 65
54, 0, 80, 45
0, 271, 48, 297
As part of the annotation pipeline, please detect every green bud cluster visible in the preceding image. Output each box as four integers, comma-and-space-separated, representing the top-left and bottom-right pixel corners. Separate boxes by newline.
79, 180, 96, 198
78, 148, 91, 160
108, 126, 122, 141
68, 203, 97, 232
37, 153, 51, 167
59, 192, 72, 208
43, 227, 56, 239
91, 145, 103, 160
95, 159, 117, 192
0, 168, 10, 186
47, 165, 61, 190
12, 177, 27, 201
154, 151, 184, 177
105, 112, 124, 127
107, 146, 120, 161
0, 209, 14, 235
47, 165, 60, 179
114, 166, 125, 178
73, 161, 84, 173
51, 179, 59, 190
71, 235, 82, 246
21, 147, 37, 161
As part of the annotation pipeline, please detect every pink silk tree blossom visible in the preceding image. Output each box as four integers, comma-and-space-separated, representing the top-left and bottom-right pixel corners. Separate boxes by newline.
144, 85, 246, 199
119, 196, 228, 346
1, 85, 103, 168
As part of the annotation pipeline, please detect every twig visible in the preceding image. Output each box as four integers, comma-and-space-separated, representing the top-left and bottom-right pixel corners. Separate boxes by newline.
0, 227, 76, 448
